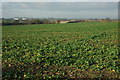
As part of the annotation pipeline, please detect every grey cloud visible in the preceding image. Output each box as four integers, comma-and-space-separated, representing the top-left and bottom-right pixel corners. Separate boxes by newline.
3, 0, 120, 2
3, 2, 118, 11
2, 2, 118, 18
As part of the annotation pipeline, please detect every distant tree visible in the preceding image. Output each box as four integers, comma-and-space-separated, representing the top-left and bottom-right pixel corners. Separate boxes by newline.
57, 20, 60, 23
105, 17, 110, 20
44, 20, 49, 24
27, 19, 44, 24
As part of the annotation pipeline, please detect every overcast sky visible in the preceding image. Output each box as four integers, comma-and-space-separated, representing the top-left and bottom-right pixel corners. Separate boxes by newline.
2, 2, 118, 19
2, 0, 120, 2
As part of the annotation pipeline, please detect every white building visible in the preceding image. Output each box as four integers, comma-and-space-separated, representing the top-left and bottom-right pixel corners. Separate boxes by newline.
22, 17, 26, 20
14, 17, 19, 20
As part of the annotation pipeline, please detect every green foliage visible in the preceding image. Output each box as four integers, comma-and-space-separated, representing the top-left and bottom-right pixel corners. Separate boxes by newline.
2, 22, 119, 79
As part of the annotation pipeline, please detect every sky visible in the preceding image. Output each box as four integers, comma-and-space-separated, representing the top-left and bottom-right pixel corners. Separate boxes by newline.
2, 0, 120, 2
2, 2, 118, 19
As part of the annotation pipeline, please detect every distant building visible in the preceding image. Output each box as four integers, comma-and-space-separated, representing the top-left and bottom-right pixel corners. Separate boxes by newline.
22, 17, 26, 20
14, 17, 19, 20
14, 17, 27, 21
60, 21, 69, 23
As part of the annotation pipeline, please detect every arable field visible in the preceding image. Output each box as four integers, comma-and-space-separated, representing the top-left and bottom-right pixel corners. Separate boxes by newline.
2, 22, 120, 79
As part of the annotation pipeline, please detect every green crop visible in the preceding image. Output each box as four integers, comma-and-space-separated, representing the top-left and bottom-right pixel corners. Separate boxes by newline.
2, 22, 120, 79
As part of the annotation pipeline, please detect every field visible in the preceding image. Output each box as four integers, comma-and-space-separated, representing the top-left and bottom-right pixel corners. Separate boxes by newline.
2, 22, 120, 79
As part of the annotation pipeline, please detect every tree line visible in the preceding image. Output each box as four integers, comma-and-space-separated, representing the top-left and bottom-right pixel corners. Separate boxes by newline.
2, 18, 61, 25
